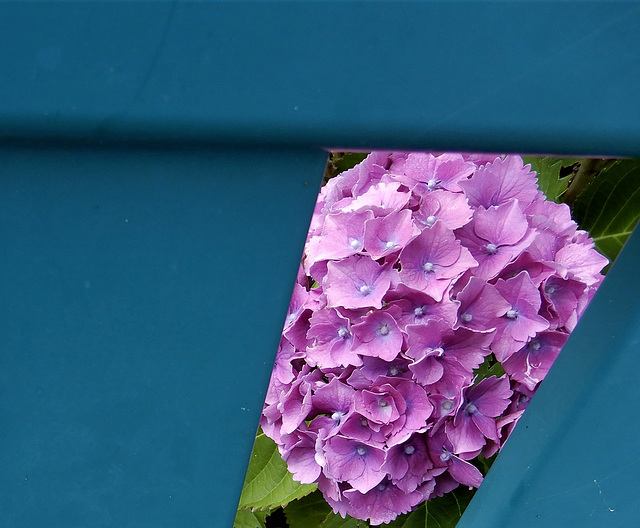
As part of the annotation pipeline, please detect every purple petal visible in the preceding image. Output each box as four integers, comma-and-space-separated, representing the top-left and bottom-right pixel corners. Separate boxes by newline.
343, 478, 425, 525
352, 310, 403, 362
364, 209, 419, 259
455, 278, 511, 332
325, 255, 396, 309
323, 436, 386, 493
459, 155, 539, 208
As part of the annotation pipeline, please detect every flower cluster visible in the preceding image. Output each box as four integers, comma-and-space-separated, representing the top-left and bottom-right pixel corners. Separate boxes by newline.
261, 152, 607, 525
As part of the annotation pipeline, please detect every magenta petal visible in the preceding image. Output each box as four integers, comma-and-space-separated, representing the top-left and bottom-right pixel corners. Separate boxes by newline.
555, 242, 609, 286
343, 478, 425, 525
282, 431, 322, 484
352, 310, 403, 361
473, 200, 530, 246
345, 180, 411, 215
459, 155, 539, 209
542, 275, 586, 328
503, 331, 568, 390
471, 413, 499, 442
455, 278, 510, 331
409, 355, 445, 386
325, 255, 396, 309
457, 202, 537, 281
447, 412, 487, 453
306, 210, 373, 265
470, 376, 513, 417
399, 221, 476, 301
364, 209, 419, 259
414, 189, 473, 231
495, 270, 543, 311
324, 436, 386, 493
306, 308, 361, 368
384, 284, 460, 328
356, 384, 406, 425
394, 381, 433, 433
312, 377, 356, 417
447, 455, 484, 488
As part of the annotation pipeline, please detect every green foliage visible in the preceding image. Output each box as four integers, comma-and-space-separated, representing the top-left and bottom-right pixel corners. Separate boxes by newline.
474, 453, 498, 476
523, 156, 579, 203
473, 354, 505, 384
324, 152, 370, 182
572, 159, 640, 267
319, 515, 368, 528
234, 509, 269, 528
386, 487, 476, 528
284, 490, 367, 528
284, 491, 333, 528
236, 431, 317, 514
332, 152, 370, 175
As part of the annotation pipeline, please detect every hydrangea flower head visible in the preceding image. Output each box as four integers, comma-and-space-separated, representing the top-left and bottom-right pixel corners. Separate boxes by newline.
261, 152, 607, 525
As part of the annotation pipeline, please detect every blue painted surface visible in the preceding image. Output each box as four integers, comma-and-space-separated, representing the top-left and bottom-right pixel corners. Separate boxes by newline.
0, 145, 326, 526
0, 1, 639, 527
1, 2, 640, 155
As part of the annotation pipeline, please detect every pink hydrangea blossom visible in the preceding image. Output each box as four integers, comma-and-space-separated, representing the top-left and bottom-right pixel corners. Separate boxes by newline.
261, 151, 607, 525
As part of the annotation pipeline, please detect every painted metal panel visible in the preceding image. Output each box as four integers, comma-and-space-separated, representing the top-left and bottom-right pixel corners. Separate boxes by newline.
0, 145, 326, 526
0, 1, 638, 527
1, 3, 639, 155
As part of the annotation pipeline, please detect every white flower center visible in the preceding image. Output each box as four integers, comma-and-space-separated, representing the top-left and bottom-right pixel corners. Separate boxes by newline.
441, 400, 455, 414
359, 284, 372, 295
425, 215, 437, 226
506, 309, 519, 319
404, 445, 416, 455
378, 323, 390, 336
338, 328, 349, 339
356, 446, 367, 456
461, 313, 473, 323
423, 262, 434, 273
485, 243, 498, 255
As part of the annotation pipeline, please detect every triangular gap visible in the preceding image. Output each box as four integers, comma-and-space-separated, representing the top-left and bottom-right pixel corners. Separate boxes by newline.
234, 151, 639, 528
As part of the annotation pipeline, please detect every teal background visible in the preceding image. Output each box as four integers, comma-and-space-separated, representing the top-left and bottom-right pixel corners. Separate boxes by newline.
0, 2, 639, 527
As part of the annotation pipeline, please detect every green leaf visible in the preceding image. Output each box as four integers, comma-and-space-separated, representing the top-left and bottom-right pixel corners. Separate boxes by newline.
284, 490, 333, 528
474, 453, 498, 476
387, 487, 476, 528
233, 508, 269, 528
572, 159, 640, 267
333, 152, 369, 175
285, 490, 368, 528
385, 503, 427, 528
319, 514, 368, 528
523, 156, 580, 203
425, 487, 476, 528
324, 152, 370, 183
238, 431, 317, 512
473, 354, 504, 384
